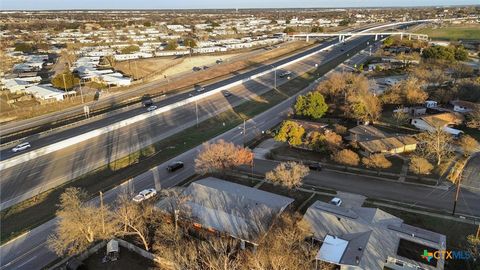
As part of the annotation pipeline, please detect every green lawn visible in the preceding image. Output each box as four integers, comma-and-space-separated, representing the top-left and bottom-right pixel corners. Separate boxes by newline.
416, 25, 480, 41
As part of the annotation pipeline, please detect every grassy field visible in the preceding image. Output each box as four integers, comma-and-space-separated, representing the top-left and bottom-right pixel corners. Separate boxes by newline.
416, 24, 480, 41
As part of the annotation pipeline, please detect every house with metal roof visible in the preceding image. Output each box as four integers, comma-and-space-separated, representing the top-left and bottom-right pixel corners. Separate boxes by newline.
304, 200, 446, 270
411, 112, 464, 137
156, 177, 294, 247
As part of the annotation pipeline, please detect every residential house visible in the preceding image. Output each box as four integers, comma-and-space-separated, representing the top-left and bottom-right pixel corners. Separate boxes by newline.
410, 112, 464, 137
358, 135, 417, 156
156, 177, 294, 248
450, 100, 477, 114
23, 84, 67, 102
348, 125, 417, 156
303, 200, 446, 270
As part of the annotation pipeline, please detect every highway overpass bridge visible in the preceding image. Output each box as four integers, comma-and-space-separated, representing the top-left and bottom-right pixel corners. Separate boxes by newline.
291, 32, 429, 42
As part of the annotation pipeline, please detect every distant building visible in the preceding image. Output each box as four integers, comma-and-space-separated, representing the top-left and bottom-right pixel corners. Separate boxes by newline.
303, 200, 446, 270
410, 112, 464, 137
23, 84, 67, 101
450, 100, 477, 114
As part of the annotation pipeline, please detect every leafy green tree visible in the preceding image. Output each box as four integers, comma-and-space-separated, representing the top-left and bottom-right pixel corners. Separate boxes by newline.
422, 46, 455, 61
183, 38, 197, 48
120, 45, 140, 54
283, 27, 295, 34
383, 37, 394, 47
275, 120, 305, 146
14, 43, 34, 53
51, 70, 79, 90
294, 92, 328, 120
454, 46, 468, 61
165, 40, 178, 51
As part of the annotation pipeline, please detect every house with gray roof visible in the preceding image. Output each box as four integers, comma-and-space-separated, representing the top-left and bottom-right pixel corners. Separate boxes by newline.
156, 177, 294, 247
303, 201, 446, 270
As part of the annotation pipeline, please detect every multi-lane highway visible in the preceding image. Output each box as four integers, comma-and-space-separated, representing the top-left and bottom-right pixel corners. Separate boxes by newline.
2, 34, 478, 269
0, 36, 365, 270
0, 34, 378, 209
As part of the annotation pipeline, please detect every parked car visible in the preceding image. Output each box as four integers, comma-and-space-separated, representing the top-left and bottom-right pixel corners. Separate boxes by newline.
279, 71, 292, 78
192, 66, 202, 72
132, 188, 157, 203
12, 142, 31, 153
147, 105, 158, 112
203, 65, 209, 70
222, 90, 232, 97
329, 197, 343, 206
167, 161, 184, 172
308, 163, 322, 171
216, 59, 223, 64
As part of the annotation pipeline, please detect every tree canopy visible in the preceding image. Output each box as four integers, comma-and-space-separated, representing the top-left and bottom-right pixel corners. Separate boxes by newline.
274, 120, 305, 146
51, 69, 79, 90
294, 92, 328, 120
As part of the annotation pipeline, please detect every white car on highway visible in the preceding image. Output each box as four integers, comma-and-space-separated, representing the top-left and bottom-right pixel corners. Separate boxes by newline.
132, 188, 157, 203
11, 142, 31, 153
329, 197, 343, 206
147, 105, 158, 112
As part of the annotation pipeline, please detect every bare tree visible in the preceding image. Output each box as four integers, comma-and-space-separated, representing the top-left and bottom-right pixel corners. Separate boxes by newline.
347, 87, 382, 123
265, 161, 309, 189
416, 127, 454, 166
114, 194, 155, 251
48, 188, 116, 257
362, 154, 392, 173
466, 105, 480, 129
197, 237, 244, 270
459, 135, 480, 156
245, 213, 320, 270
409, 156, 434, 175
195, 139, 254, 175
393, 106, 409, 125
331, 149, 360, 166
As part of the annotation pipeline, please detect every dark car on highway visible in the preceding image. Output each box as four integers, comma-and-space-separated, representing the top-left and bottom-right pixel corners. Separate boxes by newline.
167, 161, 184, 172
308, 163, 322, 171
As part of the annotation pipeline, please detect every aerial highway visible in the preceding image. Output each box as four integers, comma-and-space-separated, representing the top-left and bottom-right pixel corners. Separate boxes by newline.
2, 34, 478, 269
0, 32, 379, 209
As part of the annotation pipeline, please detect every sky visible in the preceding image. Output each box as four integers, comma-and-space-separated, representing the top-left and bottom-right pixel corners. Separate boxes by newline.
1, 0, 478, 10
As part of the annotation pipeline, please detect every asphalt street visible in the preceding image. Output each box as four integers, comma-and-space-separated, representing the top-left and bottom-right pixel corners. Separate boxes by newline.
0, 35, 375, 209
0, 33, 382, 270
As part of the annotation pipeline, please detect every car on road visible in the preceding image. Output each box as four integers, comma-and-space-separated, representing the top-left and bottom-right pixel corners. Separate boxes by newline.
147, 105, 158, 112
12, 142, 31, 153
167, 161, 184, 172
222, 90, 232, 97
203, 65, 209, 70
195, 85, 205, 92
308, 163, 322, 171
329, 197, 343, 206
192, 66, 202, 72
132, 188, 157, 203
279, 71, 292, 78
216, 59, 223, 64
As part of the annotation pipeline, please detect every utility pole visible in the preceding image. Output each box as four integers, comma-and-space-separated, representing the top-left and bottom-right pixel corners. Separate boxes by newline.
452, 178, 461, 216
79, 79, 84, 103
100, 191, 105, 234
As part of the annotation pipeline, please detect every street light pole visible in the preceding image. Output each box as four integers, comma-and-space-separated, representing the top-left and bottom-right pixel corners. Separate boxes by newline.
195, 99, 199, 128
79, 79, 85, 103
243, 119, 246, 147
